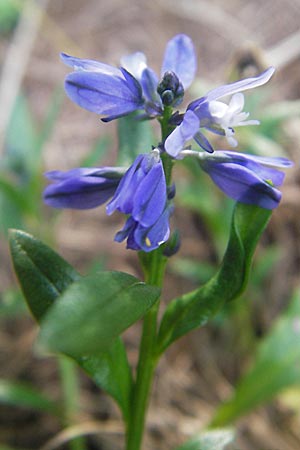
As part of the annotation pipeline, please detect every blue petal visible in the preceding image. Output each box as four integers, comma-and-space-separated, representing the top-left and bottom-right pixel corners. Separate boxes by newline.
220, 152, 290, 186
60, 53, 121, 76
45, 167, 125, 181
132, 162, 167, 227
201, 161, 282, 209
223, 152, 293, 169
140, 68, 162, 107
106, 155, 144, 215
64, 70, 144, 118
120, 68, 144, 99
114, 217, 138, 246
193, 131, 214, 153
134, 205, 172, 252
161, 34, 196, 89
43, 176, 119, 209
120, 51, 148, 80
165, 110, 200, 157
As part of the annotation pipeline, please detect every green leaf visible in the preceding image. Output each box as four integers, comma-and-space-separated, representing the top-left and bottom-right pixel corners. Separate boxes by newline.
175, 429, 235, 450
0, 0, 20, 34
8, 229, 134, 420
37, 87, 64, 157
210, 289, 300, 427
0, 379, 60, 416
5, 94, 39, 175
0, 176, 32, 214
80, 135, 111, 167
9, 229, 80, 320
0, 289, 27, 317
0, 445, 27, 450
79, 338, 132, 420
38, 271, 160, 357
0, 192, 24, 235
157, 203, 271, 353
117, 112, 154, 165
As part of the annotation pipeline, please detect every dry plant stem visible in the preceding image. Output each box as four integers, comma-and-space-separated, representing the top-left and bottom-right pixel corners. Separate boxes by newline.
0, 0, 49, 152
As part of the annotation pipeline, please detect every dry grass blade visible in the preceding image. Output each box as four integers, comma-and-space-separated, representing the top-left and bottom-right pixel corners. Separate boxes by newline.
0, 0, 49, 153
39, 420, 124, 450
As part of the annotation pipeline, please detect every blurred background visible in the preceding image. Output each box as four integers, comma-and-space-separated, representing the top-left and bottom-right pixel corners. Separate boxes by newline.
1, 0, 300, 449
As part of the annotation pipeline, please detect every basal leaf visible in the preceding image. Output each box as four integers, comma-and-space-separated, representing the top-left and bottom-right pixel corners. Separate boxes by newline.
38, 271, 160, 357
9, 229, 80, 320
210, 289, 300, 427
8, 229, 134, 420
157, 203, 271, 353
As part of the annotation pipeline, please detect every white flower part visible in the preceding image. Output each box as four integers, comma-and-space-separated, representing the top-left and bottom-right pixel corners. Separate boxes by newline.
206, 67, 275, 101
208, 93, 259, 146
120, 52, 148, 80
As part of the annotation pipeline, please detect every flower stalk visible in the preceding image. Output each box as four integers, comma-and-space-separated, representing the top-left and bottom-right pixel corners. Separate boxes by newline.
125, 107, 174, 450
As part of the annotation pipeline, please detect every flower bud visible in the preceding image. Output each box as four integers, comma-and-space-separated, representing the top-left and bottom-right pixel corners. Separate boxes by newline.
157, 71, 184, 107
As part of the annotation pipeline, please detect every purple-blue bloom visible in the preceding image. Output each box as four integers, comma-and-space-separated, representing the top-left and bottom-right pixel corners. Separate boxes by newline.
62, 34, 196, 122
107, 151, 171, 251
165, 67, 275, 157
43, 167, 124, 209
43, 151, 172, 252
196, 151, 293, 209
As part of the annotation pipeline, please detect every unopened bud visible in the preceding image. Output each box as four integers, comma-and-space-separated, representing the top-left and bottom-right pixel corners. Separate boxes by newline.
157, 71, 184, 107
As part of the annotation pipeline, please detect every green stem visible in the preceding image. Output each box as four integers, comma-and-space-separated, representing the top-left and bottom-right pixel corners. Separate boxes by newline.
125, 250, 167, 450
125, 105, 175, 450
59, 357, 86, 450
160, 106, 176, 186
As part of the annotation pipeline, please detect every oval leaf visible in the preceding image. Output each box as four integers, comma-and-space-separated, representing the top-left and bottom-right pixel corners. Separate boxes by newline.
38, 271, 160, 357
8, 229, 134, 420
79, 338, 132, 421
9, 229, 80, 320
157, 203, 271, 353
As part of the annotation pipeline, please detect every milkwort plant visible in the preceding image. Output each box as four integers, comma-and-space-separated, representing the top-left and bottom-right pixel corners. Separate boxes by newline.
9, 35, 293, 449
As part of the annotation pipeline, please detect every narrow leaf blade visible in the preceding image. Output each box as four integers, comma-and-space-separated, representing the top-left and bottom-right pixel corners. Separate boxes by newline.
158, 203, 271, 353
210, 289, 300, 426
0, 379, 60, 416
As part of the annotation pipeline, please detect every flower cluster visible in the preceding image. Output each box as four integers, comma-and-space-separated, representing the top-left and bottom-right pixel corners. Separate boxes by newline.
44, 34, 293, 252
61, 34, 196, 121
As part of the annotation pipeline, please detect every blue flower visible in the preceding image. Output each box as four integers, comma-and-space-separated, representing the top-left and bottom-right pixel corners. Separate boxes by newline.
106, 151, 171, 251
43, 151, 172, 252
195, 150, 293, 209
62, 34, 196, 122
43, 167, 124, 209
165, 68, 275, 157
